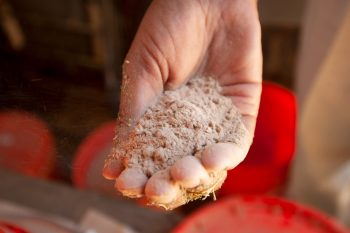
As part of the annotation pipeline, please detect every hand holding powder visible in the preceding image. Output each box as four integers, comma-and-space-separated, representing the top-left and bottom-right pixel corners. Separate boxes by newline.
104, 76, 249, 210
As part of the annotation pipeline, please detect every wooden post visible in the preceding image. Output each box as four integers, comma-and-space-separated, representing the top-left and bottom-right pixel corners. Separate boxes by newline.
0, 0, 25, 50
86, 0, 105, 65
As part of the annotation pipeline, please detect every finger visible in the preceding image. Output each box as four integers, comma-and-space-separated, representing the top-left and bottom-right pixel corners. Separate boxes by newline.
103, 2, 171, 179
170, 156, 209, 188
145, 170, 180, 205
105, 0, 208, 181
115, 168, 148, 198
102, 158, 124, 180
201, 142, 249, 172
116, 60, 163, 139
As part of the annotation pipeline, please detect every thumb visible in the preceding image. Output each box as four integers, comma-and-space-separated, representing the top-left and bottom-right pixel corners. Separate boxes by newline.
116, 57, 163, 141
102, 33, 165, 180
116, 0, 210, 136
115, 25, 168, 141
103, 0, 205, 179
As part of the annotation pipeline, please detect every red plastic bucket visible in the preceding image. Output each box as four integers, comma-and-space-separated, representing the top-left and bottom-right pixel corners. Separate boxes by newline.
0, 217, 79, 233
173, 196, 349, 233
0, 110, 55, 178
0, 221, 29, 233
72, 121, 115, 190
220, 82, 296, 195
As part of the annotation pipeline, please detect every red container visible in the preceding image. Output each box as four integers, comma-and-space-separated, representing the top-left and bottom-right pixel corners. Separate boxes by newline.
72, 121, 115, 189
0, 217, 79, 233
0, 221, 29, 233
0, 111, 55, 178
220, 82, 296, 195
173, 196, 349, 233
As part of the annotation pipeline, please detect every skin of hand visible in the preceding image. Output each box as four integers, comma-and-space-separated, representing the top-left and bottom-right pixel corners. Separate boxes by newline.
103, 0, 262, 206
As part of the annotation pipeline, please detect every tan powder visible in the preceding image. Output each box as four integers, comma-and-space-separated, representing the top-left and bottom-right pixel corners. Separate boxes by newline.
112, 76, 247, 177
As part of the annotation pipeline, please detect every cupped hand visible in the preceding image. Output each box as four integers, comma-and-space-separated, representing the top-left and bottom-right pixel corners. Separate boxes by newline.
103, 0, 262, 208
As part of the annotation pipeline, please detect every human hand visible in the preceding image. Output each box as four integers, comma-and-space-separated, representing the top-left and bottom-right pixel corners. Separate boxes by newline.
103, 0, 262, 208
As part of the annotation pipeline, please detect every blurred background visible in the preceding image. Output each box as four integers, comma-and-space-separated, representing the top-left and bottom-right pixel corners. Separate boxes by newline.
0, 0, 302, 181
1, 0, 349, 233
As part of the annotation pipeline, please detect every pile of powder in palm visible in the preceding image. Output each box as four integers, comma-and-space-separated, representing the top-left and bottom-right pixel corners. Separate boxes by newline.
114, 76, 247, 177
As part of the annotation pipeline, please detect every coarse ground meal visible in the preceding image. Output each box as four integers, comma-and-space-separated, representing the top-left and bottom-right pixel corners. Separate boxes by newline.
111, 76, 248, 207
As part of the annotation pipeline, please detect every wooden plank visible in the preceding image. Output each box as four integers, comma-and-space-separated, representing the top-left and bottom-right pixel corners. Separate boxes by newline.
10, 0, 78, 21
259, 0, 305, 26
0, 0, 25, 49
101, 0, 122, 91
295, 0, 350, 103
20, 47, 102, 69
86, 0, 105, 65
22, 27, 92, 55
17, 13, 92, 34
0, 169, 183, 233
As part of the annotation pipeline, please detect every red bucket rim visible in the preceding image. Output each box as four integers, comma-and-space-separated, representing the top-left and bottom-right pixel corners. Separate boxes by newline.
72, 121, 116, 188
172, 196, 349, 233
0, 110, 55, 177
